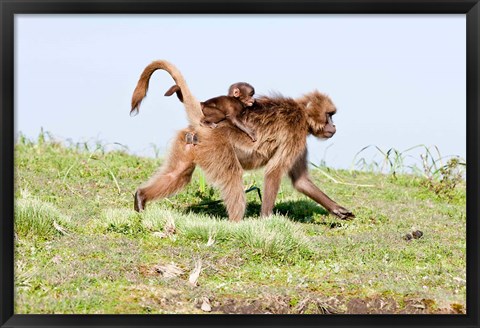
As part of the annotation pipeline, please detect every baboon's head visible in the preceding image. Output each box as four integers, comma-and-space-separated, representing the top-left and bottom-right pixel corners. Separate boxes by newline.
302, 90, 337, 139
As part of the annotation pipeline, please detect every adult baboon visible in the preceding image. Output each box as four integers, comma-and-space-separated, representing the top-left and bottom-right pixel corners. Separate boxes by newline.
131, 60, 354, 221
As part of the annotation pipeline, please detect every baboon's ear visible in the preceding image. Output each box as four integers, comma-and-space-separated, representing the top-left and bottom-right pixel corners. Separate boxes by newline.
232, 88, 241, 97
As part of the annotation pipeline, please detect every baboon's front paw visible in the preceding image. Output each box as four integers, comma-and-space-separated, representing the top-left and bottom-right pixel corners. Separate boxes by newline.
331, 207, 354, 220
134, 191, 145, 212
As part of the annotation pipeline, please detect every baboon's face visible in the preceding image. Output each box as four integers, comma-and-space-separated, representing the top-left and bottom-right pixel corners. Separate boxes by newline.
305, 91, 337, 139
236, 86, 255, 107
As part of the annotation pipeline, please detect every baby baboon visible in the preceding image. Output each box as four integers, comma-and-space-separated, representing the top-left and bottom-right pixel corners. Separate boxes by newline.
165, 82, 257, 141
131, 60, 354, 221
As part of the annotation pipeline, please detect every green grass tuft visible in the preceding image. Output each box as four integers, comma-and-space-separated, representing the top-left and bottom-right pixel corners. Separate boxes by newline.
15, 197, 72, 240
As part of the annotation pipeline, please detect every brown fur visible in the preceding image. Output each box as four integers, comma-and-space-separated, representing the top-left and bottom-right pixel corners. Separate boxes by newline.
133, 64, 354, 221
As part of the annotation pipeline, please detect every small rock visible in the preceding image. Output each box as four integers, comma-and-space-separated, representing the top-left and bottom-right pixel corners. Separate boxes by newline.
154, 263, 184, 278
412, 230, 423, 239
404, 233, 413, 241
201, 297, 211, 312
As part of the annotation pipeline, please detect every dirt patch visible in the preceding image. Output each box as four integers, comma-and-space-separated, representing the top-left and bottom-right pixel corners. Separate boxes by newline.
210, 295, 341, 314
211, 299, 266, 314
347, 297, 399, 314
209, 295, 464, 314
122, 285, 200, 313
138, 264, 157, 277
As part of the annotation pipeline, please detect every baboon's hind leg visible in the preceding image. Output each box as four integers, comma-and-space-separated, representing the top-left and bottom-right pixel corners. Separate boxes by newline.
134, 131, 196, 212
195, 136, 246, 221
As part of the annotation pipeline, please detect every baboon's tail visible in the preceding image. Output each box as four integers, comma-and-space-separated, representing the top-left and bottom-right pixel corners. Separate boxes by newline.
130, 60, 203, 126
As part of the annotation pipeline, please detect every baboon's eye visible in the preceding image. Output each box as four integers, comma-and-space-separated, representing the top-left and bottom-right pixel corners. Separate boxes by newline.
327, 114, 334, 124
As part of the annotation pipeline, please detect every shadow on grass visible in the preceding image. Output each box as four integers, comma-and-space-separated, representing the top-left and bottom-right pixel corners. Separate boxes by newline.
185, 198, 330, 224
184, 200, 259, 219
274, 200, 329, 223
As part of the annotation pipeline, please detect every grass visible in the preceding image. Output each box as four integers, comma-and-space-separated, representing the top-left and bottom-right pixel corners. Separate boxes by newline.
13, 132, 466, 314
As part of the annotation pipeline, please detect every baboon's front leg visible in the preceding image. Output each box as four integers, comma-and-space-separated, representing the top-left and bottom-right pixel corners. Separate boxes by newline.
288, 151, 354, 219
260, 168, 283, 217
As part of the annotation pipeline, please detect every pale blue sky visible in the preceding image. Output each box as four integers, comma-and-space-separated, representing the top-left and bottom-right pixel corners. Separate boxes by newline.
15, 15, 466, 170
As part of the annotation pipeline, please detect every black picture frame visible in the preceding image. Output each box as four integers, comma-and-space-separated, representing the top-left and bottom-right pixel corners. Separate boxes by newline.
1, 1, 478, 327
